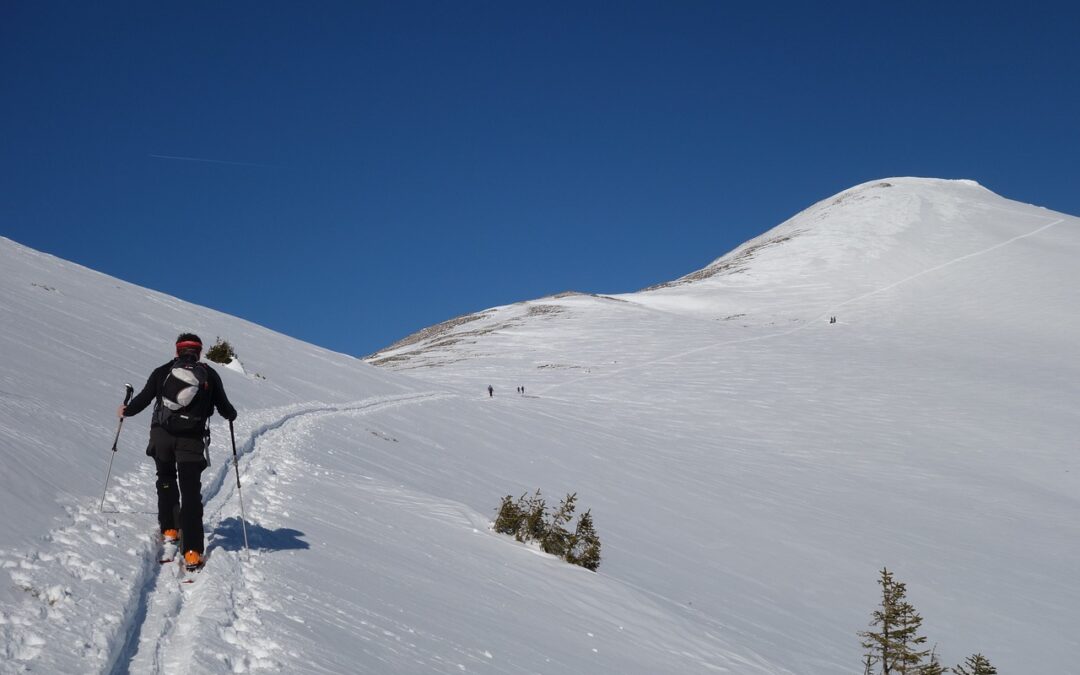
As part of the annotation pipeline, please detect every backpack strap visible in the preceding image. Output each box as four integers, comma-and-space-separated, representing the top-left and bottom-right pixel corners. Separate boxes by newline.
152, 359, 176, 427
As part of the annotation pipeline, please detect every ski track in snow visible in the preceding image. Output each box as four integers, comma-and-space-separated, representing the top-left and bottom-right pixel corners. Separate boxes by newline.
124, 391, 454, 675
540, 212, 1065, 396
0, 392, 450, 675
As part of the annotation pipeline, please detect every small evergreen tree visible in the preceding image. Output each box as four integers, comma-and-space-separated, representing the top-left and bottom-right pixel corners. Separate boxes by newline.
493, 495, 524, 535
952, 654, 996, 675
205, 336, 237, 364
894, 597, 932, 673
520, 489, 548, 543
566, 509, 601, 571
540, 493, 576, 557
492, 490, 602, 570
920, 661, 946, 675
859, 568, 932, 674
919, 647, 946, 675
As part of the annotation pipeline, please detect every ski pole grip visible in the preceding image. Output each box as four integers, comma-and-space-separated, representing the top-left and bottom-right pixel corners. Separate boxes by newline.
229, 420, 242, 489
111, 383, 136, 453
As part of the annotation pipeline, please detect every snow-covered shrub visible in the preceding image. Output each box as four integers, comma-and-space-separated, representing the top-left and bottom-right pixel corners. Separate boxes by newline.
493, 495, 524, 535
205, 336, 237, 364
565, 510, 601, 571
493, 490, 601, 570
520, 490, 548, 543
540, 492, 576, 558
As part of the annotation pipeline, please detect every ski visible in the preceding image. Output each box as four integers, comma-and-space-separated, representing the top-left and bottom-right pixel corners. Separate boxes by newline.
180, 568, 203, 584
159, 531, 179, 564
160, 539, 178, 564
179, 566, 204, 584
177, 551, 207, 584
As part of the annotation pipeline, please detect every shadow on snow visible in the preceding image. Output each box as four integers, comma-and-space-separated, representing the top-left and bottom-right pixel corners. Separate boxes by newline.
209, 516, 310, 552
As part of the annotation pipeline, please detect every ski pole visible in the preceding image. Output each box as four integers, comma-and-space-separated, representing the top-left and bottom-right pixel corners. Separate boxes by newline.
100, 383, 134, 511
229, 419, 250, 557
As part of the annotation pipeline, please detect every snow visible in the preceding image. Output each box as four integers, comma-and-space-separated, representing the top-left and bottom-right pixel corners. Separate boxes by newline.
2, 177, 1079, 673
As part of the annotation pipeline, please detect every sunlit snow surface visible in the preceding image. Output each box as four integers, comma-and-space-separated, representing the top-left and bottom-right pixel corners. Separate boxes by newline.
1, 178, 1078, 673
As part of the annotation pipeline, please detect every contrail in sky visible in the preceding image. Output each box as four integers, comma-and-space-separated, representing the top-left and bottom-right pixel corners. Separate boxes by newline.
148, 153, 278, 168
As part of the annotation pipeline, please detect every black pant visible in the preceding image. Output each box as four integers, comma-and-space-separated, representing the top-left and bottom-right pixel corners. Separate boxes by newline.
149, 427, 208, 554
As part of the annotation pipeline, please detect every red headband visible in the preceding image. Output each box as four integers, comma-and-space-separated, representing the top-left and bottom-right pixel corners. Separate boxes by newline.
176, 340, 203, 352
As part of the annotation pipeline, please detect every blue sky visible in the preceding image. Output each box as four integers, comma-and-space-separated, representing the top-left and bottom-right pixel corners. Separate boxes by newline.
3, 2, 1078, 356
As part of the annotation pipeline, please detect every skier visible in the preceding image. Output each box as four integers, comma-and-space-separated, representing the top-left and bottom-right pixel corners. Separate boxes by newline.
488, 385, 494, 398
118, 333, 237, 570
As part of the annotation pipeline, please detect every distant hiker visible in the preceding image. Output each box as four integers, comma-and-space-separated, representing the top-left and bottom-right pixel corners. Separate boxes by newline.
829, 316, 837, 324
118, 333, 237, 571
488, 385, 494, 397
521, 385, 525, 396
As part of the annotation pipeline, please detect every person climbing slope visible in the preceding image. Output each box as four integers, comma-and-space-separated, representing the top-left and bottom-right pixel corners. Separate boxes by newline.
118, 333, 237, 570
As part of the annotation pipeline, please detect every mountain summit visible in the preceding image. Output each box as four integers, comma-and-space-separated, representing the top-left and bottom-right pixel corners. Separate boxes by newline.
655, 178, 993, 290
366, 177, 1075, 380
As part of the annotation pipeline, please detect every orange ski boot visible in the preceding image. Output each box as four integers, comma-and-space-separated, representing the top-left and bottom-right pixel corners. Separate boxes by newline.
183, 550, 204, 571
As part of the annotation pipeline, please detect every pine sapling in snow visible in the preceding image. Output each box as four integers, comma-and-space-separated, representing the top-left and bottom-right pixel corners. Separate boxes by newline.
520, 489, 548, 543
565, 510, 601, 571
492, 489, 601, 570
921, 647, 946, 675
952, 654, 997, 675
858, 568, 999, 674
205, 336, 238, 365
858, 567, 933, 674
540, 493, 576, 558
493, 495, 525, 535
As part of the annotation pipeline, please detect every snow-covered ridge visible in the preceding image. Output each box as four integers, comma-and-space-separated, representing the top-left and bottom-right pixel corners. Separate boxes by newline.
365, 177, 1068, 372
665, 178, 995, 287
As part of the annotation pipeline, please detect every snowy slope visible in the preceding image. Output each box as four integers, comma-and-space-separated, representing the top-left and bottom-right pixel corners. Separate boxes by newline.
0, 237, 782, 673
2, 177, 1079, 674
364, 177, 1080, 672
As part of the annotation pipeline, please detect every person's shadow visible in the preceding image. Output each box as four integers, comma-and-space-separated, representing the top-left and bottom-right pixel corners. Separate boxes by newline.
209, 517, 310, 553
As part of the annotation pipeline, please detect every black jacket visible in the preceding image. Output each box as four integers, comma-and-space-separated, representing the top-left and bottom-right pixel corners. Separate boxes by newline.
125, 357, 237, 435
